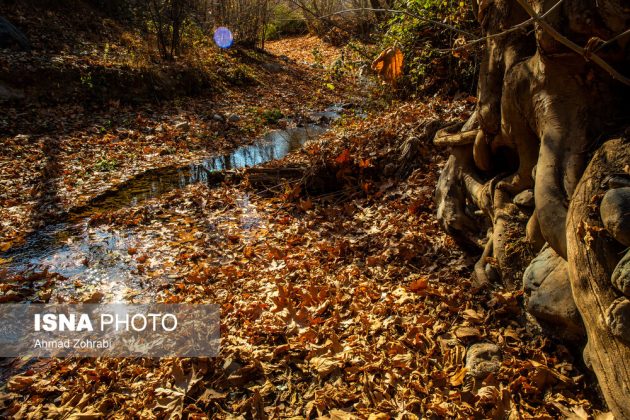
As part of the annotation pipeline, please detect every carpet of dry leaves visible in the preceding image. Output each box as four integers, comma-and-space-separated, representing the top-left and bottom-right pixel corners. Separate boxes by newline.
0, 2, 608, 416
266, 36, 344, 68
0, 14, 355, 252
0, 98, 606, 418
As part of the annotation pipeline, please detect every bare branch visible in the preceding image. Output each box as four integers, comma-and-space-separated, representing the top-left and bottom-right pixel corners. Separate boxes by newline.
595, 28, 630, 52
514, 0, 630, 87
312, 0, 563, 56
318, 7, 478, 38
450, 0, 564, 50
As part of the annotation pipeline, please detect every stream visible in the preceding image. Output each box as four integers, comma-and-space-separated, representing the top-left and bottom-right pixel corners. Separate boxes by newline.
0, 107, 347, 302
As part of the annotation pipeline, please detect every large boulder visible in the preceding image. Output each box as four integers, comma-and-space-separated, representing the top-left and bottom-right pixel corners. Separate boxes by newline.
523, 245, 585, 340
612, 250, 630, 298
465, 343, 501, 379
600, 187, 630, 247
606, 297, 630, 346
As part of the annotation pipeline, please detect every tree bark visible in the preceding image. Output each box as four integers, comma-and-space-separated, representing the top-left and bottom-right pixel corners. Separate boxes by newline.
434, 0, 630, 413
566, 139, 630, 418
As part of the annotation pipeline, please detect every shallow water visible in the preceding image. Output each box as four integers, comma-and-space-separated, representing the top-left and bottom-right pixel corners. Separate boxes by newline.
74, 124, 327, 215
0, 117, 335, 301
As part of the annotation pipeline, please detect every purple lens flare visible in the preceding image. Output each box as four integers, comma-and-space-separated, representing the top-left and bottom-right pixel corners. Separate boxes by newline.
213, 27, 234, 49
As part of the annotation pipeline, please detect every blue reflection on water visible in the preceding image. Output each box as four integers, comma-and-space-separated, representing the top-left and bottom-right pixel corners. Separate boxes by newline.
202, 125, 324, 172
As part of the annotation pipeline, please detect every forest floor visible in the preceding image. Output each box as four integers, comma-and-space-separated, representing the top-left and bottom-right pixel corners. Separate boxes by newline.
0, 96, 604, 419
0, 3, 608, 418
0, 1, 366, 251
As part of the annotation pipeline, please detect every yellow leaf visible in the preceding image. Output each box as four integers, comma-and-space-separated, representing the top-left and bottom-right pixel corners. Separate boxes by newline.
368, 414, 391, 420
449, 367, 468, 386
309, 356, 339, 377
454, 326, 481, 339
329, 409, 359, 420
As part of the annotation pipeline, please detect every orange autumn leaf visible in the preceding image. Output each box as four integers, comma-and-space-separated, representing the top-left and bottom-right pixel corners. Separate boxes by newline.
371, 47, 403, 85
299, 198, 313, 211
243, 246, 255, 259
409, 276, 429, 292
358, 158, 372, 168
335, 149, 352, 165
7, 375, 34, 392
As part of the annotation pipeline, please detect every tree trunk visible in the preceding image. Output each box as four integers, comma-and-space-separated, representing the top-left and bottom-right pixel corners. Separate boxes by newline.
567, 139, 630, 418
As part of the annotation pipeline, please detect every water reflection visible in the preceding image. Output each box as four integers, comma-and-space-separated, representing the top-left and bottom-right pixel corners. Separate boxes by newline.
75, 125, 326, 215
0, 124, 328, 301
203, 126, 324, 171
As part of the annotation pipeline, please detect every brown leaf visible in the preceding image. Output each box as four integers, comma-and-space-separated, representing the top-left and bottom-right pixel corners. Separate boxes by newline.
197, 388, 227, 404
83, 291, 104, 303
309, 356, 340, 377
409, 276, 429, 292
454, 326, 481, 340
7, 375, 34, 391
299, 198, 313, 211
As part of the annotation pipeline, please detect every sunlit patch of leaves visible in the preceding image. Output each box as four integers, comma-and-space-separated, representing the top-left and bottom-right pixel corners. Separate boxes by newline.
93, 158, 120, 172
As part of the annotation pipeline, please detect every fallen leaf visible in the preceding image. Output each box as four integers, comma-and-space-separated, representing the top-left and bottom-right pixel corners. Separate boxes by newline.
450, 367, 468, 386
371, 47, 404, 85
83, 291, 104, 303
7, 375, 34, 391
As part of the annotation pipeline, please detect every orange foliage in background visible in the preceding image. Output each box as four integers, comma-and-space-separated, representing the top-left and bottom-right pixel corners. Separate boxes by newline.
371, 47, 404, 85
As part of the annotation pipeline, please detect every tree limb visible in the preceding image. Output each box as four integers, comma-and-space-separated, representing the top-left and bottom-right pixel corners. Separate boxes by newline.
514, 0, 630, 86
319, 7, 478, 38
434, 129, 479, 147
